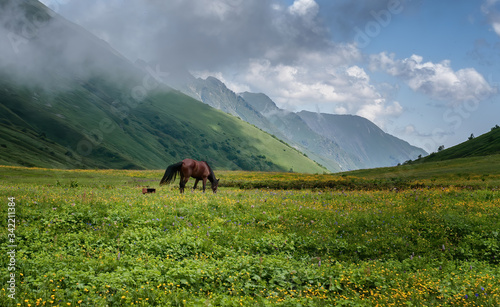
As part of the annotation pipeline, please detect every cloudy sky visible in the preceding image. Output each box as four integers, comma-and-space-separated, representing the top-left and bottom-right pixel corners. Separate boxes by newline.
39, 0, 500, 153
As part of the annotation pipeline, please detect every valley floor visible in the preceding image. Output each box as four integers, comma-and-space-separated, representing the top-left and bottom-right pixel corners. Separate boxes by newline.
0, 166, 499, 306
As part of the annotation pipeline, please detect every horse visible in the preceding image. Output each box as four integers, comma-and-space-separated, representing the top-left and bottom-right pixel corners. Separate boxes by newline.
159, 159, 219, 193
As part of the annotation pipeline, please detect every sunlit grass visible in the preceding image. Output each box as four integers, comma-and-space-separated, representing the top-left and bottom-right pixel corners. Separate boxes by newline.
0, 166, 499, 306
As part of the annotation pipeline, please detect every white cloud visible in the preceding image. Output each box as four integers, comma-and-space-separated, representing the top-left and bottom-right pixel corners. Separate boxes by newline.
493, 22, 500, 36
357, 100, 403, 128
346, 65, 369, 81
481, 0, 500, 36
369, 52, 496, 104
289, 0, 319, 16
239, 58, 366, 106
288, 0, 319, 26
203, 50, 404, 129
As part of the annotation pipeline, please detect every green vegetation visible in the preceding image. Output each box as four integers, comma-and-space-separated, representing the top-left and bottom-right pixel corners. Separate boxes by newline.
219, 154, 500, 190
415, 125, 500, 163
0, 73, 325, 173
1, 164, 499, 306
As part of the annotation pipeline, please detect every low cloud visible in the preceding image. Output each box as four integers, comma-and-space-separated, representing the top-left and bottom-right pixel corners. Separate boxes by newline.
0, 0, 141, 91
40, 0, 331, 72
32, 0, 409, 128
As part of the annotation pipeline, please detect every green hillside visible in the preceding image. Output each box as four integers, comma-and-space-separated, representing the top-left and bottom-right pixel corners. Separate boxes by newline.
339, 127, 500, 187
0, 0, 325, 173
345, 154, 500, 183
416, 126, 500, 163
0, 76, 325, 173
241, 92, 356, 172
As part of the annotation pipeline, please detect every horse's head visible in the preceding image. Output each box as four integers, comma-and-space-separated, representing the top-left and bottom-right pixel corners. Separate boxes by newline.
212, 178, 220, 193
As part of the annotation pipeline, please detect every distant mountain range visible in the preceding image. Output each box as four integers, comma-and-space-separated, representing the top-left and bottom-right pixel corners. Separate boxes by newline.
173, 74, 427, 172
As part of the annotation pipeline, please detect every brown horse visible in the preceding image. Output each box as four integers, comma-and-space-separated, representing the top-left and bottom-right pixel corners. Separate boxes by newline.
159, 159, 219, 193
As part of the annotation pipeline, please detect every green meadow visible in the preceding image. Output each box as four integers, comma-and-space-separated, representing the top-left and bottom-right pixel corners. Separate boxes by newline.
1, 161, 500, 306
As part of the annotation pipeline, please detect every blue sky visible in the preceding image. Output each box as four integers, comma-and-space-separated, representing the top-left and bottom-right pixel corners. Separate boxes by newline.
39, 0, 500, 153
337, 0, 500, 151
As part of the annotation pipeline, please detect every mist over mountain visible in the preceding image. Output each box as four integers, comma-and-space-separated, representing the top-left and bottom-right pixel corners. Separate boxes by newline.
0, 0, 326, 173
0, 0, 138, 91
0, 0, 427, 172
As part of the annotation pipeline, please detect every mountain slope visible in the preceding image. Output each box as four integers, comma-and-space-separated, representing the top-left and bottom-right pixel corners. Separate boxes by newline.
0, 78, 325, 172
175, 77, 350, 171
173, 75, 286, 140
417, 126, 500, 163
240, 92, 361, 171
174, 73, 427, 171
0, 0, 326, 173
173, 75, 346, 171
298, 111, 427, 168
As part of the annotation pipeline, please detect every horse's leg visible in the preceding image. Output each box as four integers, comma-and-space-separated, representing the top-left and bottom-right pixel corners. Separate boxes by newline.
179, 176, 187, 194
202, 178, 207, 193
192, 179, 200, 191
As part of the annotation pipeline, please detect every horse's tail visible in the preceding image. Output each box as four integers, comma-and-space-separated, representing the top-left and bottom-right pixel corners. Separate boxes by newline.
159, 161, 183, 186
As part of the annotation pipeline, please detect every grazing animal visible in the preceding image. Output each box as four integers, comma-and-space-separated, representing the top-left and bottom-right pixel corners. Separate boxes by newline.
159, 159, 219, 193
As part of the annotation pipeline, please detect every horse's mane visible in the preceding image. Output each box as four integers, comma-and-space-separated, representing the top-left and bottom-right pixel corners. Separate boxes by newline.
202, 161, 216, 181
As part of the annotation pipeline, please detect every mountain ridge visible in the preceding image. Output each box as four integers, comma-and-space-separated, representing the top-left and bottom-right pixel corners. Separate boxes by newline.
172, 74, 427, 171
240, 91, 361, 171
297, 110, 426, 168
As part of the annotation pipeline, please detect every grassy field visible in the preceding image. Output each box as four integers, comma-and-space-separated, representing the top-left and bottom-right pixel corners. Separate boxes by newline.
1, 163, 499, 306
